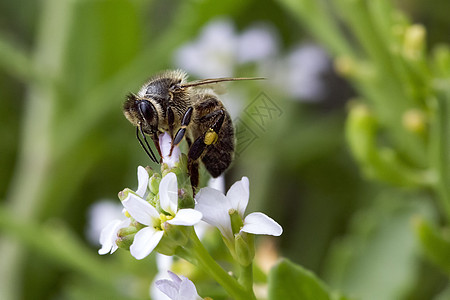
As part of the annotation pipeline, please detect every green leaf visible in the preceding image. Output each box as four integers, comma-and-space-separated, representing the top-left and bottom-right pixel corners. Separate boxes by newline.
323, 191, 434, 300
268, 258, 331, 300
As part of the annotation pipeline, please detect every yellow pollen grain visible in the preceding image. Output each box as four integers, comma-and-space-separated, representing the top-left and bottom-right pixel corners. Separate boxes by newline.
159, 213, 174, 223
124, 210, 131, 218
204, 130, 219, 145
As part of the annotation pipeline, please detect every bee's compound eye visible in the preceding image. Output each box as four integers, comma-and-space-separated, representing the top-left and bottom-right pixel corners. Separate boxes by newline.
138, 100, 154, 122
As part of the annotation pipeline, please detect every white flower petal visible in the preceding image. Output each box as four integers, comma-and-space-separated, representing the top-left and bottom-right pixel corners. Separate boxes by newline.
156, 271, 201, 300
155, 279, 179, 299
98, 219, 121, 255
166, 209, 202, 226
159, 172, 178, 215
155, 271, 201, 300
195, 187, 233, 240
98, 218, 131, 255
159, 133, 181, 168
241, 212, 283, 236
207, 175, 225, 193
123, 193, 159, 226
226, 176, 249, 217
167, 270, 182, 287
136, 166, 149, 197
165, 145, 181, 168
130, 227, 164, 260
159, 132, 171, 159
178, 276, 201, 300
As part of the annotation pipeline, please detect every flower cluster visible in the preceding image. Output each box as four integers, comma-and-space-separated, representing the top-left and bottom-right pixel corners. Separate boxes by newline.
98, 129, 283, 299
99, 166, 202, 259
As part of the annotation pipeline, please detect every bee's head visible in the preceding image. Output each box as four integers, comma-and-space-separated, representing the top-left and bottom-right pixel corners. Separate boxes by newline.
123, 93, 159, 134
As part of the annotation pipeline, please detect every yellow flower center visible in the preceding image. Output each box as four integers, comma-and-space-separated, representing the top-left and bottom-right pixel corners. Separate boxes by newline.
160, 213, 174, 223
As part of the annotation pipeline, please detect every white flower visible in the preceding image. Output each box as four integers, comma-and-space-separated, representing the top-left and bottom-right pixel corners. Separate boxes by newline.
268, 43, 330, 102
174, 19, 237, 78
155, 271, 202, 300
159, 132, 181, 168
174, 18, 278, 79
87, 200, 124, 246
98, 166, 149, 255
123, 172, 202, 259
237, 25, 278, 64
195, 177, 282, 241
98, 218, 131, 255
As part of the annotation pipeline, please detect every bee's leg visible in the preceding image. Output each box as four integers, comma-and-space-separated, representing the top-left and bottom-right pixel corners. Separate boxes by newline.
187, 110, 225, 190
152, 132, 163, 159
188, 161, 200, 192
186, 136, 193, 147
167, 106, 175, 137
171, 107, 193, 154
189, 110, 225, 159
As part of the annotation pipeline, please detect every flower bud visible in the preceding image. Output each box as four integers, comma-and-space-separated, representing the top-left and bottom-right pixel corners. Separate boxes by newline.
235, 233, 255, 266
334, 56, 374, 80
149, 173, 161, 195
334, 56, 356, 77
402, 109, 427, 135
116, 226, 137, 250
403, 24, 426, 60
118, 188, 133, 201
144, 166, 154, 177
346, 102, 377, 162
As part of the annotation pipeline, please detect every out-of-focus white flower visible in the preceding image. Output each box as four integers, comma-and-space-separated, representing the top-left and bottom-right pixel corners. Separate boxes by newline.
195, 177, 282, 241
174, 19, 237, 78
155, 271, 202, 300
123, 173, 202, 259
86, 200, 124, 245
271, 43, 330, 102
174, 18, 278, 79
260, 43, 331, 102
150, 254, 175, 300
159, 132, 181, 168
237, 25, 278, 64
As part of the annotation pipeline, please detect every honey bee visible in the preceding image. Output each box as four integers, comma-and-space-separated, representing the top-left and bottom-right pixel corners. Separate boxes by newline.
123, 69, 262, 189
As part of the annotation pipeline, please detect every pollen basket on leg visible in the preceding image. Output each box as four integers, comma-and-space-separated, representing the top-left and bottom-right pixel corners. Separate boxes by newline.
204, 129, 219, 145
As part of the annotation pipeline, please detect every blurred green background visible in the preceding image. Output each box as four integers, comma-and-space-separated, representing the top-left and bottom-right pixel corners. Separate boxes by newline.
1, 0, 449, 299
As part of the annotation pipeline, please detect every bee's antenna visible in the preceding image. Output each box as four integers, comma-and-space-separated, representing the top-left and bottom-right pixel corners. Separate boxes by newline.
136, 126, 159, 163
180, 77, 265, 89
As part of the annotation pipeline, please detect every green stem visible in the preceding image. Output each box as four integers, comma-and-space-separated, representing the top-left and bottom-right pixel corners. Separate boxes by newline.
430, 93, 450, 221
277, 0, 354, 57
238, 263, 255, 296
186, 232, 255, 300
